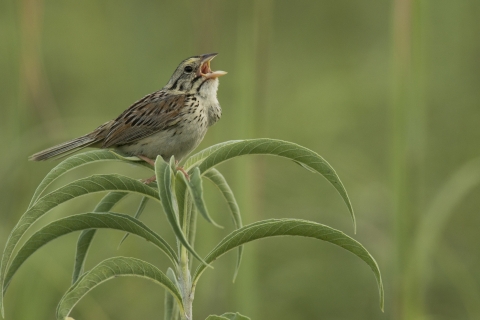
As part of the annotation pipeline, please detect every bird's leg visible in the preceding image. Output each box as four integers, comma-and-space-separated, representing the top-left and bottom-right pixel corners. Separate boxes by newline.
137, 155, 155, 166
176, 160, 190, 181
137, 155, 156, 184
142, 175, 157, 185
137, 156, 189, 182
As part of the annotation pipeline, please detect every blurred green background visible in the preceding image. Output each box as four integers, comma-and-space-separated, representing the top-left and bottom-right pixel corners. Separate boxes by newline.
1, 0, 480, 319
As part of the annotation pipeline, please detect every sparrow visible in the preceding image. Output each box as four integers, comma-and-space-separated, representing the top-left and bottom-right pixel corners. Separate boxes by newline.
30, 53, 227, 180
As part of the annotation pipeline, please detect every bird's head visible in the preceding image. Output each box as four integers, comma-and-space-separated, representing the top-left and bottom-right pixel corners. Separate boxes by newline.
165, 53, 227, 95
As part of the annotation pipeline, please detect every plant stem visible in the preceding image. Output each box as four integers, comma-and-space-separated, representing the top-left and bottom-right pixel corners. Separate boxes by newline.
392, 0, 427, 318
178, 193, 195, 319
178, 245, 193, 320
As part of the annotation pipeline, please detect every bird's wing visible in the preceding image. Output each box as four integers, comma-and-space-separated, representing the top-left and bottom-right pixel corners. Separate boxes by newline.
102, 93, 187, 148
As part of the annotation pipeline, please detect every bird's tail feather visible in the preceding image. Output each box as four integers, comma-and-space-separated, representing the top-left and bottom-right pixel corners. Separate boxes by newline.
29, 135, 99, 161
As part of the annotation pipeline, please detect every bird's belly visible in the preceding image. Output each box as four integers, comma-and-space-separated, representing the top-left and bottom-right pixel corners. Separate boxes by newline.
117, 122, 208, 162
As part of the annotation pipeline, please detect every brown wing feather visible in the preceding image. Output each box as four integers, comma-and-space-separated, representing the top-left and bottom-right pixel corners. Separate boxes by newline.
102, 93, 187, 148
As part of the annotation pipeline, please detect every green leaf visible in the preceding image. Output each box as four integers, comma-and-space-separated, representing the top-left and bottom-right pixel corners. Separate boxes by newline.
220, 312, 251, 320
73, 191, 128, 284
4, 212, 178, 293
56, 257, 183, 320
181, 167, 222, 228
175, 171, 189, 227
109, 149, 145, 162
204, 168, 243, 281
184, 140, 242, 169
187, 202, 198, 269
175, 172, 197, 255
0, 174, 159, 314
203, 169, 242, 229
193, 218, 384, 311
205, 314, 250, 320
118, 196, 150, 247
191, 139, 356, 232
155, 156, 210, 267
166, 267, 180, 289
164, 268, 180, 320
164, 286, 178, 320
28, 150, 152, 208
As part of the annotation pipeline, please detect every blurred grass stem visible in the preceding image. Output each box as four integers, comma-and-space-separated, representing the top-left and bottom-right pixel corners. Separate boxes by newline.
391, 0, 428, 318
19, 0, 64, 137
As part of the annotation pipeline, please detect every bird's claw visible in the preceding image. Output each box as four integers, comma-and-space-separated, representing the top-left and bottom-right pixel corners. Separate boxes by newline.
177, 167, 190, 181
141, 175, 157, 185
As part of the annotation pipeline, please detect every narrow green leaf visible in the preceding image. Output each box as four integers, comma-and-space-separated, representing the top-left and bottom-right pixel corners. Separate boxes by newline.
164, 268, 180, 320
169, 155, 178, 173
73, 230, 96, 284
220, 312, 251, 320
164, 286, 178, 320
56, 257, 183, 320
204, 168, 243, 281
28, 150, 152, 208
184, 140, 241, 169
0, 174, 159, 313
191, 139, 356, 232
73, 191, 128, 284
155, 157, 210, 267
175, 171, 189, 227
203, 168, 242, 229
109, 149, 145, 162
293, 160, 316, 173
175, 172, 197, 254
118, 196, 150, 247
187, 203, 198, 270
181, 167, 222, 228
4, 212, 178, 292
206, 314, 249, 320
193, 218, 384, 311
166, 267, 179, 289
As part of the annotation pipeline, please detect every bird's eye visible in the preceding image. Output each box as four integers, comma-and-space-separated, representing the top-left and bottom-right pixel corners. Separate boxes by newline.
184, 66, 193, 73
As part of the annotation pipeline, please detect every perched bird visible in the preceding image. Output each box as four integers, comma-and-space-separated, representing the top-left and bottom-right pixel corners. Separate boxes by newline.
30, 53, 226, 180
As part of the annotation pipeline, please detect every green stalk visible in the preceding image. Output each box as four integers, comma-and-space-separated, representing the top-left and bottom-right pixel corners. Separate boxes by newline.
391, 0, 427, 318
173, 172, 194, 320
230, 2, 257, 318
230, 2, 273, 318
19, 0, 64, 138
188, 207, 198, 271
179, 244, 193, 320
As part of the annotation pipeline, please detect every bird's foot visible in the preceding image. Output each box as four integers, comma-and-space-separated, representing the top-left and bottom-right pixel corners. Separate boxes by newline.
137, 155, 156, 184
137, 155, 189, 181
176, 166, 190, 181
137, 155, 155, 166
141, 175, 157, 185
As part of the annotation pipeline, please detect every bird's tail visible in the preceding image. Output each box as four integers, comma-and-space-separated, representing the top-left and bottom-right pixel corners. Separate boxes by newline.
29, 134, 99, 161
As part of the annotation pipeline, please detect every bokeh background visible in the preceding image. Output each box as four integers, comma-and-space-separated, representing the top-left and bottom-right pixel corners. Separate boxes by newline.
1, 0, 480, 319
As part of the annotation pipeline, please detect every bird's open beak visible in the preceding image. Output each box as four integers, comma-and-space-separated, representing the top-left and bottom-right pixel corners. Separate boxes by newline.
198, 53, 227, 79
